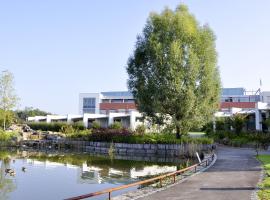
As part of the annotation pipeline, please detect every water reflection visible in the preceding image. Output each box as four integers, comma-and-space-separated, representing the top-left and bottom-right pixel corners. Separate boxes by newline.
0, 149, 191, 200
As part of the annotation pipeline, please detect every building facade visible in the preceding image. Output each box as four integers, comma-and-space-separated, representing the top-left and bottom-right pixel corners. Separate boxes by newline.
28, 88, 270, 132
79, 91, 136, 115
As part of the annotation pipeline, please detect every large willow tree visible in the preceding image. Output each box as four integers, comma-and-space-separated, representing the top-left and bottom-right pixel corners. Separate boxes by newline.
127, 5, 221, 138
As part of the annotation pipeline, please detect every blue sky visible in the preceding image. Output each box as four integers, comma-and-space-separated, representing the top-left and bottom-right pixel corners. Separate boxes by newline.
1, 0, 270, 114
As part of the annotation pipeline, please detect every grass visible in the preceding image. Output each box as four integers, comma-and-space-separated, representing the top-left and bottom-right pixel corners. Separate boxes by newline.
257, 155, 270, 200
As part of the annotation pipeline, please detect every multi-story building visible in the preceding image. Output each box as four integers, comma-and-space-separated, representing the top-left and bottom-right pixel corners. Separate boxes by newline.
220, 88, 261, 112
28, 88, 270, 131
79, 91, 136, 115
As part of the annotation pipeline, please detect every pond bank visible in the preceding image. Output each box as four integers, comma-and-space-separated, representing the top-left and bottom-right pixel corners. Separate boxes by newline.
18, 140, 213, 158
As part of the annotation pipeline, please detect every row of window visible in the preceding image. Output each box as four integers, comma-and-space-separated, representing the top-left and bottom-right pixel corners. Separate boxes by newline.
100, 109, 136, 114
101, 99, 135, 103
83, 98, 96, 108
221, 96, 260, 103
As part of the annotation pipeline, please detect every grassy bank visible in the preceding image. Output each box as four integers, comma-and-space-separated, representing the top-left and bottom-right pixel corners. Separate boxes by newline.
257, 155, 270, 200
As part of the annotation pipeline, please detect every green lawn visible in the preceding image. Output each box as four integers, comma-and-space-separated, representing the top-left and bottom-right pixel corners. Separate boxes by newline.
257, 155, 270, 200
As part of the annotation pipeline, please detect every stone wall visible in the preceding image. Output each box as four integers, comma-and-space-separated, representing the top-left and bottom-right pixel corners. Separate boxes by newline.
84, 142, 210, 157
21, 140, 212, 158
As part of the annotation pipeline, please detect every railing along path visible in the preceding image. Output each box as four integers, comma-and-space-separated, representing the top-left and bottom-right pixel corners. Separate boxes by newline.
65, 154, 215, 200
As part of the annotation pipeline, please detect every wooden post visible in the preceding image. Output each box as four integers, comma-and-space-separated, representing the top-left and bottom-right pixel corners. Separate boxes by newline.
160, 179, 162, 187
109, 192, 111, 200
173, 174, 176, 183
194, 166, 197, 173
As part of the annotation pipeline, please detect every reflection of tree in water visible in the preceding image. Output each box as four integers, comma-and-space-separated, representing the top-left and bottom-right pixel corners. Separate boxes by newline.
0, 151, 16, 200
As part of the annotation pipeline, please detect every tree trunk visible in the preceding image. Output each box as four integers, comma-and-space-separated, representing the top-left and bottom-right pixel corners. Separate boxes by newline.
3, 112, 6, 131
176, 125, 181, 139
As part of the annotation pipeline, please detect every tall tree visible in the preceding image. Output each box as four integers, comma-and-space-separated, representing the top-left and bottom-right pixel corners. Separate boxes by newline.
0, 70, 19, 130
127, 5, 221, 138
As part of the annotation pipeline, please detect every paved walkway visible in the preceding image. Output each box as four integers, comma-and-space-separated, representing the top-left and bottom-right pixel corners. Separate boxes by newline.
138, 146, 262, 200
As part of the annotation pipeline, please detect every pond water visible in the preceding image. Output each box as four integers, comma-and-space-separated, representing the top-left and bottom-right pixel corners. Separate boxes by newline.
0, 149, 191, 200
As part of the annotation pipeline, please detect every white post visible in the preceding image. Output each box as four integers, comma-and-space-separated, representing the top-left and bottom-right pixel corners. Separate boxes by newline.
83, 114, 89, 128
255, 109, 262, 131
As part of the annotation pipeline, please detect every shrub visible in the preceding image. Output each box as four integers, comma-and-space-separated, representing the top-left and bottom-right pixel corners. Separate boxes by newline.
67, 129, 91, 140
72, 121, 85, 130
90, 128, 132, 142
135, 124, 146, 135
91, 121, 101, 129
0, 130, 18, 141
61, 124, 75, 134
231, 114, 247, 134
110, 122, 123, 130
28, 122, 85, 132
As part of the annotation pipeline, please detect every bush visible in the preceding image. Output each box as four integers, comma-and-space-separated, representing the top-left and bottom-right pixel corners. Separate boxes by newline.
135, 124, 146, 135
0, 130, 18, 141
28, 122, 85, 132
61, 124, 75, 134
67, 129, 91, 140
88, 129, 213, 144
72, 122, 85, 130
110, 122, 122, 130
90, 128, 132, 142
91, 121, 101, 129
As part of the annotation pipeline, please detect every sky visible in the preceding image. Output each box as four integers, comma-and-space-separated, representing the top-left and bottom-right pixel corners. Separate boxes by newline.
1, 0, 270, 114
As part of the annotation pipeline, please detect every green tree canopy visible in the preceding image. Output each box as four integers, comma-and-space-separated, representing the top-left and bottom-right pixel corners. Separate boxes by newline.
127, 5, 221, 138
0, 70, 19, 130
15, 107, 52, 122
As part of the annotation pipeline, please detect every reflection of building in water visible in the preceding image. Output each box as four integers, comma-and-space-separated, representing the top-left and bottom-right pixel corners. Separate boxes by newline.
77, 162, 177, 185
26, 158, 178, 186
130, 166, 176, 179
78, 163, 103, 184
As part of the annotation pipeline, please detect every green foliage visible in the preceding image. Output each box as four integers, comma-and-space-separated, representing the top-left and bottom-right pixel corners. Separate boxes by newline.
60, 124, 75, 134
257, 155, 270, 200
72, 121, 86, 130
230, 114, 247, 134
15, 107, 51, 122
110, 122, 123, 130
91, 121, 101, 129
66, 129, 91, 140
264, 118, 270, 129
0, 130, 18, 142
111, 133, 213, 145
28, 121, 85, 132
127, 4, 221, 139
0, 110, 15, 129
135, 124, 147, 135
0, 70, 19, 130
28, 122, 65, 132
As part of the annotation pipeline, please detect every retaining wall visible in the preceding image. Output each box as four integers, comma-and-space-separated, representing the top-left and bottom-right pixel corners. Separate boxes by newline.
21, 140, 212, 158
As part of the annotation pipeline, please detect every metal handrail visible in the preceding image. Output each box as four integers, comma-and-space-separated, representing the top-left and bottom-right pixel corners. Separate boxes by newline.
65, 154, 215, 200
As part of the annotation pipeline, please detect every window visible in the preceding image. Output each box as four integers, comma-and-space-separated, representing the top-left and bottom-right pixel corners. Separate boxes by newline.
124, 99, 135, 103
83, 98, 96, 114
102, 99, 110, 103
111, 99, 123, 103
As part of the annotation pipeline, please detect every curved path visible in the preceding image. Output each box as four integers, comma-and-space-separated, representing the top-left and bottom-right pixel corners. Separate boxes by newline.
138, 146, 262, 200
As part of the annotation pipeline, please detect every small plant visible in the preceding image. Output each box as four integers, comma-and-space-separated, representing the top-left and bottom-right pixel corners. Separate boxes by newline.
60, 124, 75, 134
135, 124, 146, 135
91, 121, 101, 129
110, 122, 122, 130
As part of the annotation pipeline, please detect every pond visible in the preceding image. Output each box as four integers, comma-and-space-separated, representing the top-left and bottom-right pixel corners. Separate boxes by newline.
0, 149, 192, 200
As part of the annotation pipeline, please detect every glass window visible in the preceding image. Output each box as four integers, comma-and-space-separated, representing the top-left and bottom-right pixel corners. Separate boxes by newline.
124, 99, 135, 103
83, 98, 96, 109
111, 99, 123, 103
102, 99, 110, 103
